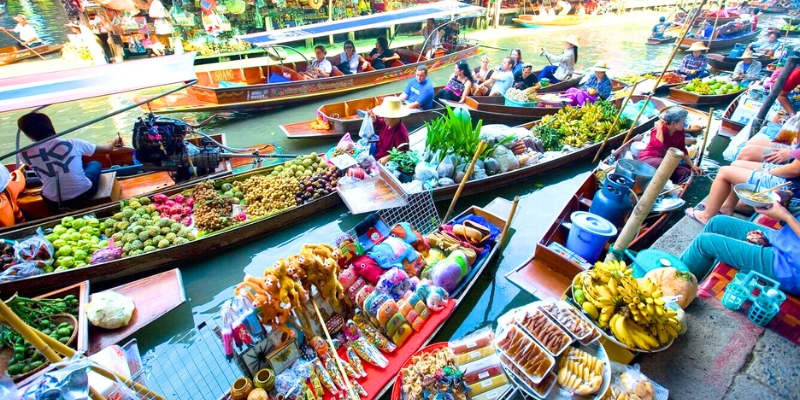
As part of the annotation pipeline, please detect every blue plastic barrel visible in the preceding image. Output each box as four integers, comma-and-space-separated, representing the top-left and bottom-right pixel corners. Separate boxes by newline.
566, 212, 618, 264
729, 43, 745, 58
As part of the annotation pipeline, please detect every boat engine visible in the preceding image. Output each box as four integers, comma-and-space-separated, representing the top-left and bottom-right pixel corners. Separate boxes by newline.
132, 115, 221, 182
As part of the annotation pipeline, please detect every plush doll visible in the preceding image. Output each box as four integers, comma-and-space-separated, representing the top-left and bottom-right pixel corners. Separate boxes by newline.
352, 254, 386, 285
320, 258, 345, 308
368, 236, 419, 270
420, 248, 447, 280
402, 252, 427, 278
428, 250, 470, 295
375, 268, 412, 301
273, 258, 302, 306
391, 222, 430, 254
415, 279, 449, 312
234, 274, 294, 337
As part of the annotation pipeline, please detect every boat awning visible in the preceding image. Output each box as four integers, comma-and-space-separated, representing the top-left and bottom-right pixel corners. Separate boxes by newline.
0, 52, 197, 113
237, 1, 484, 47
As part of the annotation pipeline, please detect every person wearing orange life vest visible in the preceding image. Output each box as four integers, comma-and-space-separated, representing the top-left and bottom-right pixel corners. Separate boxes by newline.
0, 164, 27, 228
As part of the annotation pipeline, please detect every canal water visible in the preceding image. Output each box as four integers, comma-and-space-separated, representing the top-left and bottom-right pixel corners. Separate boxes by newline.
2, 9, 781, 395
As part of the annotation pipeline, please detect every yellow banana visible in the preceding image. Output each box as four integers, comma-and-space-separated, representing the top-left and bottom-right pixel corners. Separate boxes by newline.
657, 325, 669, 345
613, 314, 636, 348
654, 297, 666, 306
652, 289, 663, 298
608, 278, 619, 297
664, 323, 679, 338
600, 305, 616, 321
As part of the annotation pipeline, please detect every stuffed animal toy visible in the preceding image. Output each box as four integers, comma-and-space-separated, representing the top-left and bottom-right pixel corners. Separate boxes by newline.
352, 254, 385, 285
336, 234, 363, 267
428, 250, 470, 295
369, 236, 419, 270
391, 222, 430, 254
354, 213, 391, 251
270, 259, 303, 307
338, 267, 359, 291
415, 279, 449, 312
320, 257, 345, 308
375, 268, 412, 301
420, 248, 447, 280
234, 274, 294, 337
402, 252, 427, 278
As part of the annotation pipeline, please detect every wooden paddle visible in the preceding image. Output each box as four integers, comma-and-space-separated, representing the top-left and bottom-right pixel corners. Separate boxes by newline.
0, 28, 46, 60
443, 140, 488, 223
706, 3, 722, 54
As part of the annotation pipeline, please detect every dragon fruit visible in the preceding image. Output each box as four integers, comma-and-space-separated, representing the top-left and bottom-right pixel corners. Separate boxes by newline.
153, 193, 168, 204
183, 206, 192, 215
169, 205, 183, 215
186, 198, 195, 208
182, 216, 192, 226
171, 215, 182, 222
174, 194, 186, 204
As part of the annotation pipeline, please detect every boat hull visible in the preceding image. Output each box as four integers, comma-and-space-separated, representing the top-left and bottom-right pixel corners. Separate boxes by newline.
513, 14, 593, 27
138, 46, 481, 114
707, 52, 774, 71
647, 36, 677, 45
679, 30, 761, 51
0, 44, 63, 66
668, 87, 745, 105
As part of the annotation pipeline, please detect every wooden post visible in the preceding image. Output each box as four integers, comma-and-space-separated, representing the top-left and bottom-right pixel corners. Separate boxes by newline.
443, 141, 488, 223
696, 107, 714, 166
752, 56, 798, 134
606, 148, 684, 261
593, 80, 642, 163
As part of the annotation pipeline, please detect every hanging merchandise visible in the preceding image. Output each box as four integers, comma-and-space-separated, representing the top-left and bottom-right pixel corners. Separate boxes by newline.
226, 0, 247, 14
154, 18, 174, 35
201, 0, 218, 13
218, 13, 233, 31
309, 0, 324, 10
114, 12, 141, 34
203, 12, 223, 34
170, 5, 195, 26
149, 0, 168, 18
98, 0, 138, 11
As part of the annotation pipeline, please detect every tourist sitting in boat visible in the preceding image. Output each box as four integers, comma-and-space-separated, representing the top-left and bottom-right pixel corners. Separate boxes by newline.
510, 48, 524, 76
358, 0, 371, 15
688, 20, 714, 40
563, 61, 612, 106
512, 63, 539, 90
651, 16, 670, 39
0, 165, 27, 228
1, 14, 41, 49
729, 0, 749, 15
337, 40, 369, 75
686, 147, 800, 226
707, 1, 730, 18
473, 56, 494, 87
435, 60, 474, 103
679, 205, 800, 295
679, 42, 710, 80
17, 112, 123, 211
638, 107, 703, 185
367, 36, 399, 70
302, 45, 333, 80
538, 35, 579, 84
367, 97, 410, 165
748, 32, 781, 57
413, 18, 441, 59
399, 65, 434, 110
476, 57, 515, 97
731, 50, 763, 84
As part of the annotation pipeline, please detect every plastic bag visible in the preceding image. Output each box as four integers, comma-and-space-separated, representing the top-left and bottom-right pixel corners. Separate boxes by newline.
358, 117, 376, 141
774, 113, 800, 144
436, 154, 455, 179
0, 262, 44, 282
723, 118, 755, 162
415, 161, 438, 183
22, 356, 92, 400
149, 0, 167, 18
153, 18, 173, 35
86, 290, 135, 329
607, 362, 668, 400
0, 373, 18, 400
14, 229, 54, 267
90, 238, 123, 265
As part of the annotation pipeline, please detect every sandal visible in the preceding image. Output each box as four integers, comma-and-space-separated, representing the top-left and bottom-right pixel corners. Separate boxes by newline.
684, 207, 707, 227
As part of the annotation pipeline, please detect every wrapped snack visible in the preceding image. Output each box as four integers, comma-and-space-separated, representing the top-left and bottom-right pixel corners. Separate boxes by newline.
607, 362, 666, 400
304, 384, 317, 400
454, 345, 494, 365
14, 229, 54, 267
470, 385, 510, 400
400, 347, 469, 400
556, 347, 603, 396
468, 374, 508, 396
324, 357, 347, 391
343, 320, 389, 368
449, 327, 494, 354
346, 345, 367, 377
274, 369, 304, 399
292, 359, 323, 397
463, 363, 504, 385
353, 380, 368, 397
353, 311, 396, 353
313, 359, 338, 395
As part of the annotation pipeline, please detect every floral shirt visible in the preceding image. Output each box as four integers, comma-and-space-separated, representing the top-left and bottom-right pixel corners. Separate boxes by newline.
680, 53, 708, 74
582, 75, 612, 99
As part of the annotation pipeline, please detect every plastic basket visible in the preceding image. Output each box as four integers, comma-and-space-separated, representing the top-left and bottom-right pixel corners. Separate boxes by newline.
748, 296, 780, 326
721, 283, 749, 310
503, 95, 537, 108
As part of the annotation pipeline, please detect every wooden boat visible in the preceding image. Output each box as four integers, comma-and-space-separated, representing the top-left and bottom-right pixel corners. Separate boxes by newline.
674, 12, 740, 27
668, 85, 747, 105
707, 52, 775, 71
647, 36, 678, 45
748, 2, 791, 13
279, 87, 446, 140
718, 90, 758, 138
87, 268, 185, 355
505, 129, 700, 299
0, 44, 63, 66
135, 2, 483, 114
219, 198, 512, 400
0, 163, 341, 297
679, 29, 762, 51
513, 14, 593, 27
768, 26, 800, 37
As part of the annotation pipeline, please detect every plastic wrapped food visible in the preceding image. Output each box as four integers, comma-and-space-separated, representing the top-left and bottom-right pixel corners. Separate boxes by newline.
90, 238, 123, 265
14, 229, 54, 267
85, 291, 135, 329
0, 262, 44, 281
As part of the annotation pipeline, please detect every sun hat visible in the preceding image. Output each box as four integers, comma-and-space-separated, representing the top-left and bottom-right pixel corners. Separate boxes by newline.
687, 42, 709, 52
740, 49, 757, 59
565, 34, 580, 47
12, 14, 27, 22
590, 61, 609, 72
373, 97, 411, 119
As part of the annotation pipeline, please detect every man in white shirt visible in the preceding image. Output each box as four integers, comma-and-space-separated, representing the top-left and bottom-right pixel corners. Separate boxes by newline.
477, 57, 515, 97
1, 14, 42, 49
303, 45, 333, 79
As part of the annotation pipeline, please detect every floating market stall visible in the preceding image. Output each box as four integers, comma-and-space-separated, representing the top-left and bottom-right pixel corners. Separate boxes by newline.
668, 76, 747, 105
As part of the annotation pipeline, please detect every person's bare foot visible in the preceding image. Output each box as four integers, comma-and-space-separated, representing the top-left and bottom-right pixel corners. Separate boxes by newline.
685, 207, 709, 226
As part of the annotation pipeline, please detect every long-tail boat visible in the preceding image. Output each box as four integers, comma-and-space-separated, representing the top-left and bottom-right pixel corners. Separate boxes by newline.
0, 44, 63, 66
679, 29, 762, 51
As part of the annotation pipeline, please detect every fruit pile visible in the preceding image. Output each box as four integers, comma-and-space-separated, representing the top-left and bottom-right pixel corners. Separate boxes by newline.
556, 347, 604, 396
533, 100, 631, 149
153, 193, 194, 226
505, 87, 539, 104
661, 72, 684, 84
779, 24, 799, 31
2, 294, 80, 378
573, 261, 683, 351
104, 197, 195, 257
46, 216, 108, 271
616, 73, 657, 85
193, 181, 237, 232
240, 175, 298, 218
683, 77, 743, 95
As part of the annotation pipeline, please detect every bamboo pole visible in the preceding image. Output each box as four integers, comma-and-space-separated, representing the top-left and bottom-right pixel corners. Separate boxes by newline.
592, 80, 643, 163
0, 29, 46, 60
606, 147, 684, 261
496, 196, 519, 247
706, 1, 722, 53
696, 107, 714, 166
311, 298, 357, 400
619, 0, 707, 145
443, 141, 488, 223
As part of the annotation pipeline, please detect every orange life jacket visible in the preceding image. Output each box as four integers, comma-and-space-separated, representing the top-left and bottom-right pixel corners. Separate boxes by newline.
0, 169, 27, 227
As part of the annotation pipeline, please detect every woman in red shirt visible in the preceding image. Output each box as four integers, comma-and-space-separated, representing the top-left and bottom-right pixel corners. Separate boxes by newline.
638, 107, 703, 184
367, 97, 410, 164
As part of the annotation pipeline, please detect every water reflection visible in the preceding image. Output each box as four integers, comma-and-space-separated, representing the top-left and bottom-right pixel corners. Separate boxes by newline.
0, 0, 69, 48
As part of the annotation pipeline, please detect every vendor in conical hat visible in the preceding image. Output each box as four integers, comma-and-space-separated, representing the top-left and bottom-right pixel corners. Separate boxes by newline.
538, 34, 579, 84
564, 61, 613, 106
679, 42, 710, 80
732, 50, 763, 83
367, 97, 411, 165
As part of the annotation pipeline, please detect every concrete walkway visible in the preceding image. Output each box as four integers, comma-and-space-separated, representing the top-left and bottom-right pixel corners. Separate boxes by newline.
638, 216, 800, 400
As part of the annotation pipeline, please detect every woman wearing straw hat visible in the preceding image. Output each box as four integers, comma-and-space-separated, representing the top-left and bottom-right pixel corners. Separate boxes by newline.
367, 97, 411, 165
732, 50, 763, 84
563, 61, 613, 106
679, 42, 710, 80
538, 35, 579, 84
1, 14, 41, 49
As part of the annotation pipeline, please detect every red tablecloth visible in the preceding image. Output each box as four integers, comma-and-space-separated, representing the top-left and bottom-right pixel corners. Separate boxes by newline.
321, 299, 456, 400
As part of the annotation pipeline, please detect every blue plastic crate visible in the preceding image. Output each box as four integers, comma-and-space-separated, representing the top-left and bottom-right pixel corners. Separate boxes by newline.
503, 95, 537, 108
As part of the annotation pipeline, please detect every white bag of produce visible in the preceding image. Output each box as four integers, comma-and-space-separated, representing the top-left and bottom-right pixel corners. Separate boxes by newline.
86, 291, 135, 329
436, 154, 455, 179
490, 146, 520, 173
608, 362, 668, 400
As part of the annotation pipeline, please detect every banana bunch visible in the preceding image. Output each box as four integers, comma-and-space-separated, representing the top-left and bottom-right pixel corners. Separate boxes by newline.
309, 115, 331, 131
574, 260, 682, 351
557, 347, 604, 396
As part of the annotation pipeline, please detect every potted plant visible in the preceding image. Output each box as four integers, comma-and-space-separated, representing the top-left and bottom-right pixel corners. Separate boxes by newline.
388, 148, 419, 183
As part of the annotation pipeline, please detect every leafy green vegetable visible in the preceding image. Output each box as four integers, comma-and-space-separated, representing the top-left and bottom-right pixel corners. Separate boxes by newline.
425, 106, 484, 163
388, 148, 421, 174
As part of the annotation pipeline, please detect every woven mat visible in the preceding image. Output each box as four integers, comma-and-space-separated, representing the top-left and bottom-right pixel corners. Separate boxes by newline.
697, 263, 800, 346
